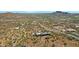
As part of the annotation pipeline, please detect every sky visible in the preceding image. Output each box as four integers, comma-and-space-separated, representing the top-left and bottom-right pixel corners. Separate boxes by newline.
0, 0, 79, 11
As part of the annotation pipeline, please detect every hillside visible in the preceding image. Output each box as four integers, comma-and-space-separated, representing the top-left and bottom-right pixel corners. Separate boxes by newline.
0, 12, 79, 47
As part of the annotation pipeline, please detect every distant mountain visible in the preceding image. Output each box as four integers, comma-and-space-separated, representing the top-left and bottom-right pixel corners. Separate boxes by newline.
0, 11, 79, 13
52, 11, 69, 14
0, 11, 52, 13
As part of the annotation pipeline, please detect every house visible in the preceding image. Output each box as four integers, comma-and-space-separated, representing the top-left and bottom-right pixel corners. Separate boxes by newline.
66, 28, 76, 32
32, 32, 51, 36
75, 24, 79, 28
14, 27, 20, 30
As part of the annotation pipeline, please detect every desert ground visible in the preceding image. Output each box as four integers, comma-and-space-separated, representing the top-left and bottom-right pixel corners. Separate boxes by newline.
0, 11, 79, 47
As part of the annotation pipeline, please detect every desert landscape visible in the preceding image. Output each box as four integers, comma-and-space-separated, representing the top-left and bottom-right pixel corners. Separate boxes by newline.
0, 11, 79, 47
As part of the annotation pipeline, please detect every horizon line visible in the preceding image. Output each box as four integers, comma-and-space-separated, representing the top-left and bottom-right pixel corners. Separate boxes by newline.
0, 11, 79, 13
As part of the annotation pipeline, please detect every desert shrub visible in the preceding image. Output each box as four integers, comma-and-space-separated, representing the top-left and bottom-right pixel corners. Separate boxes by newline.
52, 44, 55, 47
64, 43, 67, 46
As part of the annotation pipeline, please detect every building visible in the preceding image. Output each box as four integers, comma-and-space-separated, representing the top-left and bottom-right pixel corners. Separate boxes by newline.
32, 32, 51, 36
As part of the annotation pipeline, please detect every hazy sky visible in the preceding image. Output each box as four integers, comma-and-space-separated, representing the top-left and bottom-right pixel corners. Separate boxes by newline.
0, 0, 79, 11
